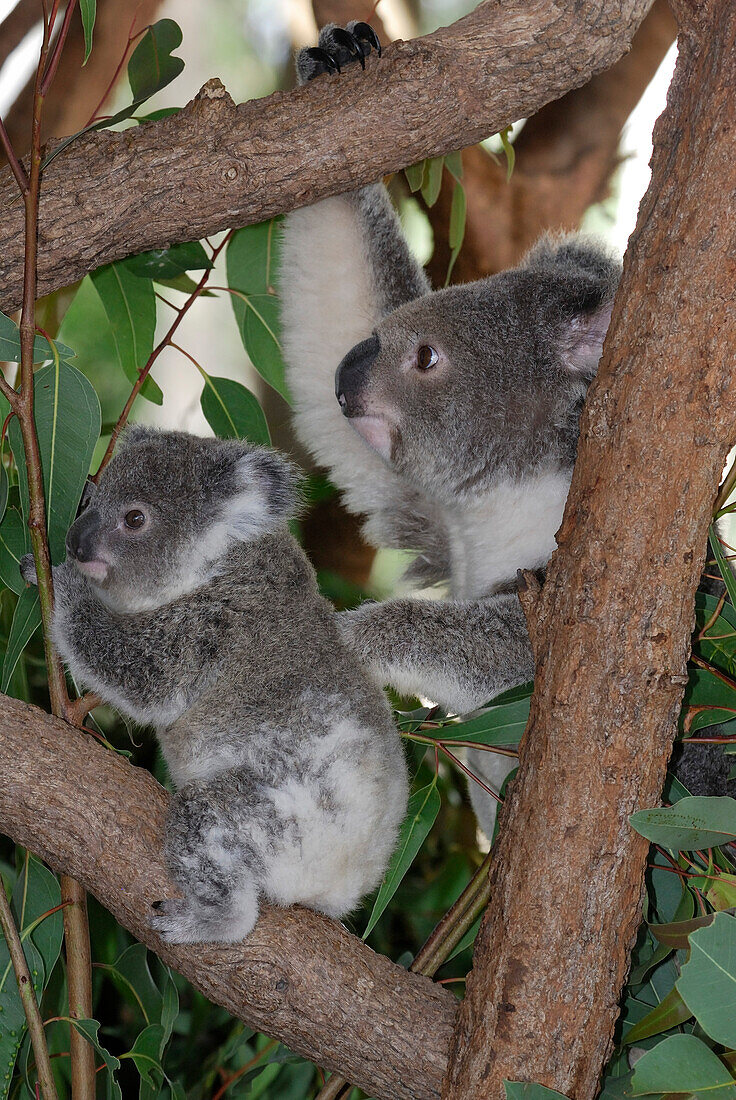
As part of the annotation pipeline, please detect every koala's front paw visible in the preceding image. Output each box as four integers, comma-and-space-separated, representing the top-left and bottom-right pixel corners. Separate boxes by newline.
337, 602, 379, 660
296, 22, 381, 85
19, 553, 38, 586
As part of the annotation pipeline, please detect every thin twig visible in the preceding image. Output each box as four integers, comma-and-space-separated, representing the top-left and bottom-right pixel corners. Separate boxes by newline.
210, 1038, 279, 1100
0, 115, 29, 194
0, 882, 59, 1100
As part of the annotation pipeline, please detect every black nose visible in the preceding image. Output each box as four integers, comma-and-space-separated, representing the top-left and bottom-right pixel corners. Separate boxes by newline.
66, 511, 100, 563
335, 333, 380, 416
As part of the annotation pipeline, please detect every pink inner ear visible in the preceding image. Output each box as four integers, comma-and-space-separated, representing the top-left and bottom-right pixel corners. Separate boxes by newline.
564, 303, 614, 374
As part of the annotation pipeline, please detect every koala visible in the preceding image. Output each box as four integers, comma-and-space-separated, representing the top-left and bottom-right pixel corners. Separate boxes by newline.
282, 24, 720, 839
22, 427, 408, 943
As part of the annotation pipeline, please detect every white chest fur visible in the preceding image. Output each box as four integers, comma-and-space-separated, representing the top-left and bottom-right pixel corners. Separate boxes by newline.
445, 469, 571, 600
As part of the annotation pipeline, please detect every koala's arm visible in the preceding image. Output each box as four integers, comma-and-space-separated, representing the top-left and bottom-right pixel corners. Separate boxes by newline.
338, 593, 534, 713
49, 563, 219, 724
281, 183, 428, 521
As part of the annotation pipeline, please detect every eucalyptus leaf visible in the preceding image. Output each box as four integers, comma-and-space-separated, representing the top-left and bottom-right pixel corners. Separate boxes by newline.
226, 227, 289, 402
694, 592, 736, 676
444, 149, 463, 182
421, 157, 444, 207
66, 1018, 122, 1100
1, 587, 41, 693
226, 220, 282, 297
404, 161, 426, 193
445, 180, 467, 286
0, 463, 7, 527
125, 242, 212, 280
79, 0, 96, 63
8, 360, 101, 563
711, 528, 736, 610
122, 1023, 165, 1088
0, 310, 75, 365
90, 263, 162, 405
0, 508, 28, 594
631, 1033, 736, 1096
363, 779, 440, 938
128, 19, 184, 103
439, 693, 531, 747
499, 126, 516, 181
200, 376, 270, 445
504, 1085, 571, 1100
102, 943, 163, 1027
624, 985, 692, 1045
630, 796, 736, 851
677, 912, 736, 1047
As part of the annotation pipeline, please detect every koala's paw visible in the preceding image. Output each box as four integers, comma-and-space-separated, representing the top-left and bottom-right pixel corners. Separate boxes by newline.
19, 553, 38, 586
296, 22, 381, 85
150, 895, 258, 944
336, 601, 379, 659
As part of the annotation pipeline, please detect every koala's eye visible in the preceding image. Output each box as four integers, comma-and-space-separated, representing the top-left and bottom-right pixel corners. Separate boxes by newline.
416, 345, 439, 371
124, 509, 146, 530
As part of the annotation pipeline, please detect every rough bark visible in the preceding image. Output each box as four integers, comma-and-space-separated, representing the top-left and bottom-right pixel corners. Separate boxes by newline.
443, 4, 736, 1098
0, 0, 164, 166
0, 693, 455, 1100
0, 0, 652, 313
426, 0, 676, 284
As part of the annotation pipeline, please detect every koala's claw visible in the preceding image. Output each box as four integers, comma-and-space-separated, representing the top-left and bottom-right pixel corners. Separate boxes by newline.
19, 553, 38, 586
297, 22, 381, 84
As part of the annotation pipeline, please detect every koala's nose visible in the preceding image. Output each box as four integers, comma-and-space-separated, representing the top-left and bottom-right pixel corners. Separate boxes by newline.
335, 333, 380, 416
66, 511, 100, 563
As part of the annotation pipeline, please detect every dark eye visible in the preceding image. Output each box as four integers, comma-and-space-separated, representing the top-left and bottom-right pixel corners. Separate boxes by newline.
124, 509, 146, 530
416, 345, 439, 371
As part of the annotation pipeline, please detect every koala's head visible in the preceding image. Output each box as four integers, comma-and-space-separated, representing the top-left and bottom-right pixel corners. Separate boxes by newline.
335, 235, 620, 502
65, 427, 299, 611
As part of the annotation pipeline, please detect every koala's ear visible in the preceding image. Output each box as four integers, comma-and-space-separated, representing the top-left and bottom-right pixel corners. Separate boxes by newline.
216, 444, 301, 541
521, 233, 621, 378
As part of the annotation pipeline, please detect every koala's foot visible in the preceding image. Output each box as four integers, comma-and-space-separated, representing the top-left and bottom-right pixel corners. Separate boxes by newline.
19, 553, 38, 586
149, 890, 259, 945
297, 22, 381, 85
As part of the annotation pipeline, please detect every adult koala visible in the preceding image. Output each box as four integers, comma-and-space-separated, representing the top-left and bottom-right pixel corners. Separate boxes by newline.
280, 24, 637, 837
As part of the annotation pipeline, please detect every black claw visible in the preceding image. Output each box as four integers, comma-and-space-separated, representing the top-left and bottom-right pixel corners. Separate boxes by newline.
331, 27, 366, 69
305, 46, 340, 74
351, 22, 381, 57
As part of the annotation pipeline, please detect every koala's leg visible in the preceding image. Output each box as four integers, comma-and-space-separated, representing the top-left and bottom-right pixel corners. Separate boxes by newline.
339, 592, 534, 713
150, 781, 263, 945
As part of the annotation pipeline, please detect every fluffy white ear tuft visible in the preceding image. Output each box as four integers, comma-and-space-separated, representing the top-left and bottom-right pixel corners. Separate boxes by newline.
224, 449, 301, 541
560, 301, 614, 376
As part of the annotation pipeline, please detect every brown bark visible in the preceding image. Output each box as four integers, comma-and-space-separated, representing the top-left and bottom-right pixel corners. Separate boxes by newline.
0, 692, 455, 1100
0, 0, 652, 314
426, 0, 676, 284
443, 4, 736, 1098
0, 0, 164, 165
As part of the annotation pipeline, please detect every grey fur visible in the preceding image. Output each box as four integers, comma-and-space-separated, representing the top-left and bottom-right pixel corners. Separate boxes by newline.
33, 428, 408, 943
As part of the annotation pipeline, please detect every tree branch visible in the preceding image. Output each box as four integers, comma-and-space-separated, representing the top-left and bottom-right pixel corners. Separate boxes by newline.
0, 0, 652, 313
443, 2, 736, 1096
0, 692, 456, 1100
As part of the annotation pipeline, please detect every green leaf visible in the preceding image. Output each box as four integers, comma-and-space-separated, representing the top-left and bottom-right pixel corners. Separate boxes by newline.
122, 1024, 165, 1088
504, 1085, 571, 1100
125, 242, 212, 280
0, 462, 7, 527
0, 508, 28, 594
694, 592, 736, 677
650, 911, 722, 950
445, 180, 467, 286
128, 19, 184, 104
711, 528, 736, 610
1, 587, 41, 692
232, 292, 289, 403
79, 0, 96, 63
630, 796, 736, 850
624, 985, 692, 1044
439, 693, 531, 747
631, 1034, 736, 1096
421, 157, 444, 207
363, 779, 441, 939
499, 126, 516, 181
102, 944, 163, 1027
66, 1018, 122, 1100
404, 161, 426, 193
682, 665, 736, 732
200, 376, 270, 445
8, 360, 101, 563
90, 262, 162, 405
0, 310, 76, 365
227, 220, 282, 297
444, 150, 463, 182
677, 912, 736, 1046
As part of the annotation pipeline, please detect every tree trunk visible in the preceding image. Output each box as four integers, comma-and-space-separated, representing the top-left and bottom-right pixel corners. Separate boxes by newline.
442, 3, 736, 1097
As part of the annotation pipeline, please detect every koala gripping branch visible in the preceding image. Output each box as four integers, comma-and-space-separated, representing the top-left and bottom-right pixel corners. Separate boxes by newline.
0, 693, 456, 1100
0, 0, 652, 313
442, 4, 736, 1099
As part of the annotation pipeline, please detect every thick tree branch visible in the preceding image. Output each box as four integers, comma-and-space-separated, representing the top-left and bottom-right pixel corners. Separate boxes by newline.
0, 0, 652, 313
443, 2, 736, 1097
0, 693, 456, 1100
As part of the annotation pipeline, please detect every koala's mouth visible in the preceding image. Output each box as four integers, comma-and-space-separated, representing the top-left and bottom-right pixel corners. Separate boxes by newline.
74, 558, 110, 583
347, 414, 395, 462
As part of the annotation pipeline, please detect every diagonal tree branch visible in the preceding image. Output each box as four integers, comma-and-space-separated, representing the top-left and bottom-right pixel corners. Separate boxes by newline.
0, 692, 456, 1100
0, 0, 652, 313
442, 3, 736, 1097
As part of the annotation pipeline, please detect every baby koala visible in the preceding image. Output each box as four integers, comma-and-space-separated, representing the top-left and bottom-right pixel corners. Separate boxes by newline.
23, 427, 408, 943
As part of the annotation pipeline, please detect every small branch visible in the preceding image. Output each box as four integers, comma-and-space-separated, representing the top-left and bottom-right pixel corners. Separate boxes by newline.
0, 115, 29, 194
40, 0, 78, 97
93, 231, 232, 479
0, 880, 59, 1100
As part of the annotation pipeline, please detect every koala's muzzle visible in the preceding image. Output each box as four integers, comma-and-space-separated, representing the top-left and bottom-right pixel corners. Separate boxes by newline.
66, 509, 102, 564
335, 333, 379, 417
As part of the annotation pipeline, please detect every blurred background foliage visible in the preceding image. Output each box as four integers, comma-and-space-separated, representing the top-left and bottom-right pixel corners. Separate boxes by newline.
2, 2, 736, 1099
